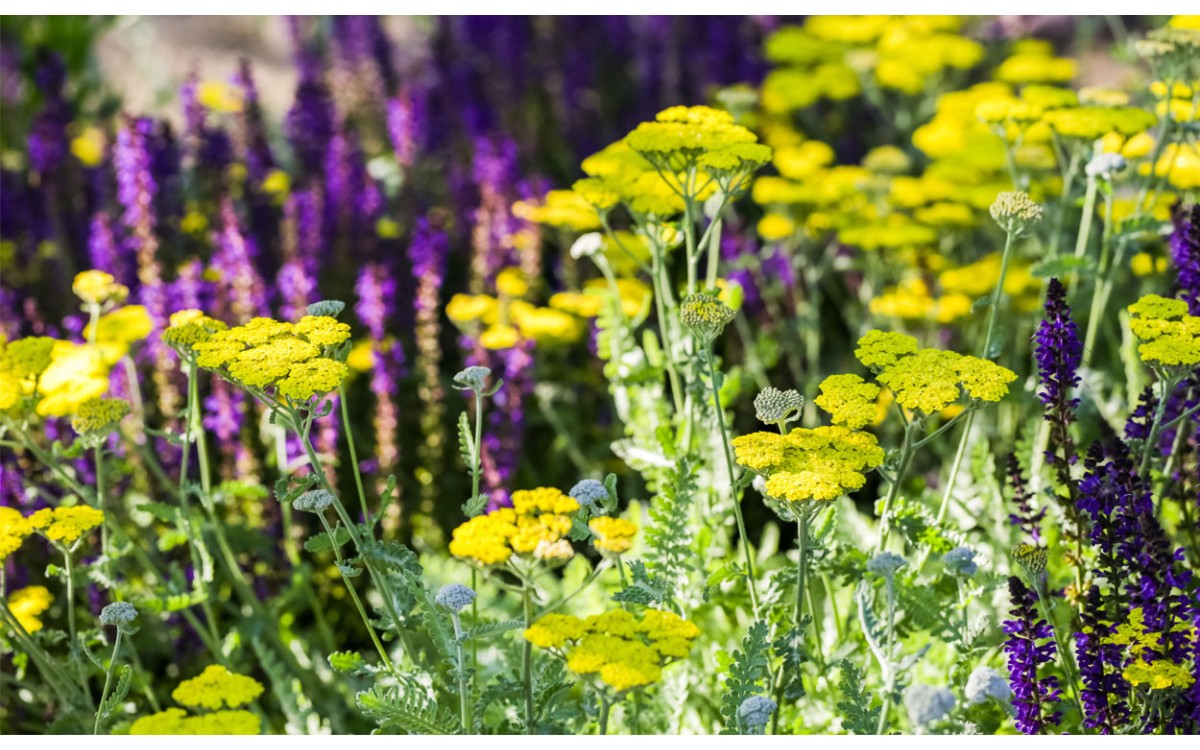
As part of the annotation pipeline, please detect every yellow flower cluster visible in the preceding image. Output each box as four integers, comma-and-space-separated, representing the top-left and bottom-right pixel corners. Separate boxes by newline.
0, 508, 33, 561
172, 664, 266, 710
856, 331, 1016, 415
188, 315, 350, 401
27, 505, 106, 544
732, 425, 885, 502
525, 608, 699, 692
72, 270, 128, 306
162, 309, 229, 351
763, 17, 979, 109
446, 267, 587, 350
869, 278, 973, 324
938, 252, 1043, 313
1100, 608, 1197, 690
513, 189, 601, 231
1127, 294, 1200, 368
448, 487, 580, 565
814, 374, 880, 430
588, 516, 638, 556
0, 302, 151, 417
71, 397, 131, 435
130, 707, 260, 735
130, 664, 264, 734
6, 586, 53, 634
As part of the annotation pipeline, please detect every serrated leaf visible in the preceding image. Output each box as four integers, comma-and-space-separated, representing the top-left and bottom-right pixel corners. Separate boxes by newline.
305, 526, 351, 553
719, 619, 771, 734
338, 562, 363, 577
95, 664, 132, 731
1030, 254, 1093, 279
612, 560, 667, 606
461, 493, 488, 518
329, 651, 366, 674
357, 683, 460, 735
836, 659, 880, 735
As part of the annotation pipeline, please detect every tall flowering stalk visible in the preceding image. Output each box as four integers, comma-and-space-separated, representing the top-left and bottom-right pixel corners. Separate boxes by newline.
1033, 277, 1086, 574
115, 115, 179, 421
1006, 454, 1045, 543
408, 221, 449, 516
1073, 585, 1129, 733
1169, 203, 1199, 315
354, 262, 403, 517
1002, 576, 1063, 734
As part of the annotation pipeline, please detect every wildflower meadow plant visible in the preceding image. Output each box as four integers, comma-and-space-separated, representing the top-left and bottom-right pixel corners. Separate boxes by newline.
2, 12, 1200, 738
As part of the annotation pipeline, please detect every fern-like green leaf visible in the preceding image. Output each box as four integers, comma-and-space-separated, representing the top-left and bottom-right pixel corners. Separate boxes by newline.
836, 659, 880, 735
643, 458, 696, 608
357, 683, 460, 735
719, 619, 771, 735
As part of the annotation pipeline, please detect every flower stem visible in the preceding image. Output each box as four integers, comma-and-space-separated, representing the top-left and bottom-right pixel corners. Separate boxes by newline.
317, 514, 393, 672
1138, 375, 1177, 479
875, 574, 898, 735
93, 630, 123, 735
877, 421, 917, 552
522, 580, 535, 734
450, 613, 472, 732
704, 345, 761, 617
599, 692, 611, 735
339, 383, 370, 522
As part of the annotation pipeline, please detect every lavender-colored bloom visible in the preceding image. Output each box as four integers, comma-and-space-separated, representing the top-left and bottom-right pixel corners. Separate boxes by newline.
1002, 576, 1062, 734
1169, 203, 1200, 314
180, 71, 232, 173
387, 88, 426, 169
27, 53, 69, 174
285, 57, 335, 175
210, 199, 268, 323
1073, 585, 1129, 733
355, 262, 396, 343
86, 211, 122, 282
232, 58, 275, 185
1033, 278, 1081, 417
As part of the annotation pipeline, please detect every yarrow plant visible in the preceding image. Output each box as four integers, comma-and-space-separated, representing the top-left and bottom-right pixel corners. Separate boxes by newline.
2, 12, 1200, 738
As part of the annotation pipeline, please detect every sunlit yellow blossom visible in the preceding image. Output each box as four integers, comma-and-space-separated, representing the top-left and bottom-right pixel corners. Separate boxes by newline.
276, 358, 349, 400
27, 505, 105, 544
589, 516, 638, 555
814, 373, 880, 430
172, 665, 264, 710
7, 586, 53, 634
0, 507, 34, 561
480, 324, 521, 350
71, 397, 130, 435
515, 189, 601, 231
85, 305, 154, 348
526, 608, 696, 692
733, 425, 885, 502
70, 127, 106, 167
73, 270, 128, 306
446, 294, 499, 324
130, 708, 260, 735
855, 330, 919, 370
293, 315, 351, 348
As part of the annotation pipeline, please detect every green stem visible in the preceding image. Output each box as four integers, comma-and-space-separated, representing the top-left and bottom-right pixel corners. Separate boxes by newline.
704, 345, 761, 617
876, 575, 898, 735
339, 383, 370, 521
876, 422, 917, 552
1139, 376, 1177, 479
1081, 193, 1115, 366
317, 514, 393, 672
935, 228, 1017, 528
522, 581, 535, 734
599, 692, 611, 735
93, 630, 123, 735
1068, 176, 1098, 293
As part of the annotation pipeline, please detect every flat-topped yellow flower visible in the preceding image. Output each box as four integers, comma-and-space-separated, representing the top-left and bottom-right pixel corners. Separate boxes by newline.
815, 373, 881, 430
589, 516, 638, 556
450, 487, 580, 566
1127, 294, 1200, 367
525, 608, 697, 693
733, 425, 885, 502
7, 586, 53, 633
27, 505, 105, 544
172, 665, 265, 710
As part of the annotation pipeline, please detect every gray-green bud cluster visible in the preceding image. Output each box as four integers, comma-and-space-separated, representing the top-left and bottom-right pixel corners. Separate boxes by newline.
680, 292, 736, 342
293, 489, 335, 513
753, 387, 804, 427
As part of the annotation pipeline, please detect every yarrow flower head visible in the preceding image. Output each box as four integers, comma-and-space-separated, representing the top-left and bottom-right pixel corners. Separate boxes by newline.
453, 365, 494, 395
990, 191, 1043, 237
867, 551, 907, 578
1126, 293, 1200, 368
753, 386, 804, 427
965, 666, 1014, 705
568, 479, 609, 510
171, 665, 265, 711
680, 292, 736, 342
100, 601, 138, 627
449, 487, 579, 566
27, 505, 105, 544
732, 425, 885, 504
589, 516, 638, 556
71, 397, 130, 436
292, 489, 335, 513
434, 583, 477, 614
738, 695, 777, 733
524, 608, 699, 693
814, 374, 879, 429
942, 546, 979, 576
7, 586, 52, 633
72, 270, 129, 307
904, 683, 956, 727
